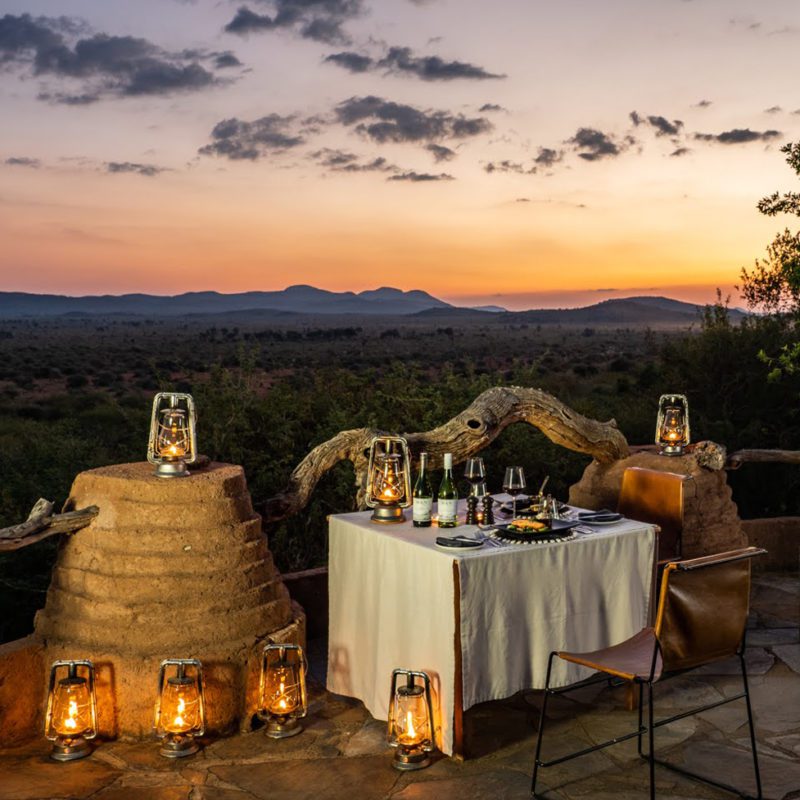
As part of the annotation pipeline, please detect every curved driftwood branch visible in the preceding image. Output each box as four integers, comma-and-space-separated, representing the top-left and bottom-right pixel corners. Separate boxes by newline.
727, 449, 800, 469
263, 386, 629, 524
0, 499, 99, 552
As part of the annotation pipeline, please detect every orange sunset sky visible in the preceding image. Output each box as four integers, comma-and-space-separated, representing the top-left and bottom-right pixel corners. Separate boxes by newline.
1, 0, 799, 309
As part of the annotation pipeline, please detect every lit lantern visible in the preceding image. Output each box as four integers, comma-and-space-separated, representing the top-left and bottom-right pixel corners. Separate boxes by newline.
44, 660, 98, 762
387, 669, 436, 771
365, 435, 412, 523
147, 392, 197, 478
154, 659, 205, 758
258, 644, 308, 738
656, 393, 690, 456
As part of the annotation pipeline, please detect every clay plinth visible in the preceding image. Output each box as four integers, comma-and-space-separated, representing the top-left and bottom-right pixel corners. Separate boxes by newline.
569, 450, 747, 557
33, 462, 304, 740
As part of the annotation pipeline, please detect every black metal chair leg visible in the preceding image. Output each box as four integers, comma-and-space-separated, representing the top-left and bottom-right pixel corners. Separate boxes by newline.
637, 681, 644, 756
531, 652, 556, 798
647, 682, 655, 800
740, 652, 763, 800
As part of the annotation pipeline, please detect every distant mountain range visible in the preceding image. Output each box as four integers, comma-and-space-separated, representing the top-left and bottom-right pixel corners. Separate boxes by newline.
0, 286, 745, 325
0, 285, 451, 317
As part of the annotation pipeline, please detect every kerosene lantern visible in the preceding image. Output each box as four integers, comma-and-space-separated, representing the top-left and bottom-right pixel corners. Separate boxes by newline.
44, 660, 98, 761
656, 394, 690, 456
154, 659, 205, 758
258, 644, 308, 738
147, 392, 197, 478
387, 669, 436, 771
365, 435, 412, 523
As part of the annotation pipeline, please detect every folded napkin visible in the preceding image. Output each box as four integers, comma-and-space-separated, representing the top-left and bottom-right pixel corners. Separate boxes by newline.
435, 535, 483, 548
578, 509, 622, 522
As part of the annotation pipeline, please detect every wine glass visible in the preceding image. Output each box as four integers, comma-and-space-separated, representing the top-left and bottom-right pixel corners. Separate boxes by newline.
503, 466, 527, 519
464, 457, 487, 498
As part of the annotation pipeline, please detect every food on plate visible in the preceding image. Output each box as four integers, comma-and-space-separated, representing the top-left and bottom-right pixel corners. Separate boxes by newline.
508, 519, 549, 533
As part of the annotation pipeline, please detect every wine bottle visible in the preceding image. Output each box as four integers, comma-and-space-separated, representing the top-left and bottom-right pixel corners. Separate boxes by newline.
412, 452, 433, 528
437, 453, 458, 528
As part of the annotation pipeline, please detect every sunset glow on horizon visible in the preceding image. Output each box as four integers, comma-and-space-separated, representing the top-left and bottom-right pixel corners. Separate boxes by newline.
2, 0, 799, 309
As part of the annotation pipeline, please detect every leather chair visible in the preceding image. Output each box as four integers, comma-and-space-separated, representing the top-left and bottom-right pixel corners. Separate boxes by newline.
531, 547, 766, 800
617, 466, 687, 562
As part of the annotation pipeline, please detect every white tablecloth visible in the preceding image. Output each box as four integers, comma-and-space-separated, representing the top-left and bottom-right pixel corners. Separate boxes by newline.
327, 505, 655, 755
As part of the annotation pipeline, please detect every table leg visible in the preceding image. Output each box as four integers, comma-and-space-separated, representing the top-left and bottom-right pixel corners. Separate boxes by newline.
452, 560, 464, 760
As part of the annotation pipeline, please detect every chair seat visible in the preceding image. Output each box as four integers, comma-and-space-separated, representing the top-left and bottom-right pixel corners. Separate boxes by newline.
558, 628, 663, 682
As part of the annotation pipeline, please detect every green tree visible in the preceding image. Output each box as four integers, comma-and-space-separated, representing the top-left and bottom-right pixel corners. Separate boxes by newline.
741, 142, 800, 312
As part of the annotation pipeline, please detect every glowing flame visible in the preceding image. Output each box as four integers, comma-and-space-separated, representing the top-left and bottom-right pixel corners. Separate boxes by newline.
406, 711, 416, 741
173, 698, 186, 729
64, 699, 79, 731
278, 681, 288, 711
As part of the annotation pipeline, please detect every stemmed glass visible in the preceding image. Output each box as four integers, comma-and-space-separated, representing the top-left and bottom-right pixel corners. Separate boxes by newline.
464, 457, 487, 498
503, 466, 527, 520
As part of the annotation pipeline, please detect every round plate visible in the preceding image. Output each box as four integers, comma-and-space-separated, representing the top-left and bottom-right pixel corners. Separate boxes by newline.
579, 516, 624, 527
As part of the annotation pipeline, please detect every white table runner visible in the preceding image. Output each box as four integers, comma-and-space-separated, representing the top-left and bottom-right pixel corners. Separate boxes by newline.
327, 506, 655, 755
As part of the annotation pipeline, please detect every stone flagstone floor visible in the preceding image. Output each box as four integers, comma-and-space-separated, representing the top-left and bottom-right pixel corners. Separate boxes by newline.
1, 573, 797, 800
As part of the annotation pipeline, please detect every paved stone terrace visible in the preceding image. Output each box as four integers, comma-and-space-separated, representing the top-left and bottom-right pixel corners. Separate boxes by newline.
1, 574, 798, 800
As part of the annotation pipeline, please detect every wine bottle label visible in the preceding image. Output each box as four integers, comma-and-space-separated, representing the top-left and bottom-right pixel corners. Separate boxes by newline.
413, 497, 432, 522
437, 498, 458, 522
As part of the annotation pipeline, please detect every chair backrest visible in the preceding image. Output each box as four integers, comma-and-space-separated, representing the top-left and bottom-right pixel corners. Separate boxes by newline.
617, 466, 686, 560
654, 547, 765, 672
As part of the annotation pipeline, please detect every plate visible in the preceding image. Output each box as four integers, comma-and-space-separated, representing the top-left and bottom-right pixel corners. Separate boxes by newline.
578, 513, 624, 526
434, 537, 484, 551
492, 518, 579, 542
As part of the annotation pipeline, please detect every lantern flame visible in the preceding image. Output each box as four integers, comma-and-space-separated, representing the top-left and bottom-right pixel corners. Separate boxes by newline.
64, 699, 79, 731
405, 711, 417, 742
173, 698, 186, 730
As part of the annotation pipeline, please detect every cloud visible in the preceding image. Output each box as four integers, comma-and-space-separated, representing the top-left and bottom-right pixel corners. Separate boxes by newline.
199, 114, 305, 160
693, 99, 713, 108
214, 51, 243, 68
670, 147, 691, 157
693, 128, 781, 144
566, 127, 629, 161
630, 111, 683, 137
311, 148, 397, 172
484, 147, 562, 175
388, 171, 454, 182
4, 156, 41, 167
479, 103, 505, 112
324, 51, 372, 72
324, 46, 504, 82
764, 105, 782, 114
0, 13, 226, 103
426, 143, 456, 162
376, 46, 504, 81
484, 160, 533, 174
224, 0, 363, 44
534, 147, 562, 167
106, 161, 167, 176
335, 95, 492, 143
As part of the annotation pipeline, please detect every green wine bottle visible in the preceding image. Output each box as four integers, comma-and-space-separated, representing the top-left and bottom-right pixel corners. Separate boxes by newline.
412, 452, 433, 528
437, 453, 458, 528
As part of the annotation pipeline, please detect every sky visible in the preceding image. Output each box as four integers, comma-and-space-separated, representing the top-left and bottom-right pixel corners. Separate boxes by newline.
1, 0, 799, 310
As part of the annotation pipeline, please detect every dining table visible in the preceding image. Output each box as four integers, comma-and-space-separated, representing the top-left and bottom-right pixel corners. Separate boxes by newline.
326, 498, 657, 757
